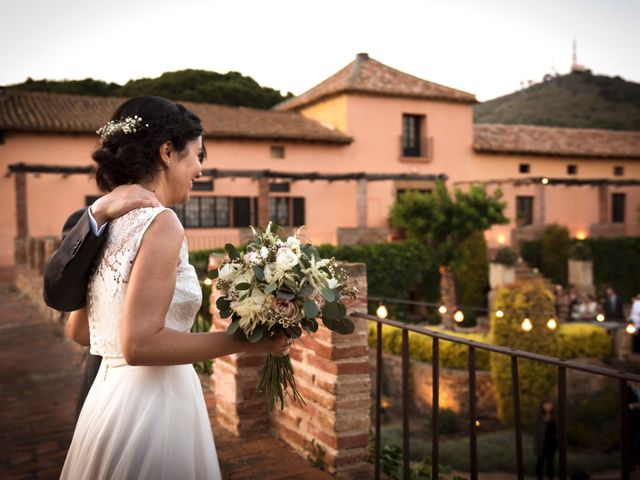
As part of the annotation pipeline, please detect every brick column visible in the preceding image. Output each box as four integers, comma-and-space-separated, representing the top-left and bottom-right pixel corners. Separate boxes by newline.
357, 179, 367, 228
209, 254, 270, 435
257, 177, 270, 227
272, 262, 371, 478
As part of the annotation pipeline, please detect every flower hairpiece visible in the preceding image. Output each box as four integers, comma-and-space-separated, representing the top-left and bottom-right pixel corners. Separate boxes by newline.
96, 115, 149, 142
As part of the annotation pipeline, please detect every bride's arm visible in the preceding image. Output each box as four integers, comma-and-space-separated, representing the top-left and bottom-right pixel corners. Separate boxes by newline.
66, 308, 90, 346
120, 210, 286, 366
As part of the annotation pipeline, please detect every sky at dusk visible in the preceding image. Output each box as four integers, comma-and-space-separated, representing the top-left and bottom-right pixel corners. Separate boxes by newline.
2, 0, 639, 101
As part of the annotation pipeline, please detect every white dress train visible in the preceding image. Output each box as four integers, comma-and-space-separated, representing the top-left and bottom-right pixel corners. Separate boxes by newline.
61, 207, 221, 479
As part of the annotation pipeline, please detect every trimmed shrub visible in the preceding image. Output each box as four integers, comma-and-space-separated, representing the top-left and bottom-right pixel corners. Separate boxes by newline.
368, 323, 491, 370
557, 323, 611, 360
494, 246, 518, 266
569, 240, 592, 260
520, 239, 542, 271
541, 224, 571, 285
490, 281, 558, 426
453, 231, 489, 324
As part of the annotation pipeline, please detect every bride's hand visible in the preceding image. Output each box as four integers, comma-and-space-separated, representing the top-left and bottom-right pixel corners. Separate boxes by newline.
246, 335, 291, 356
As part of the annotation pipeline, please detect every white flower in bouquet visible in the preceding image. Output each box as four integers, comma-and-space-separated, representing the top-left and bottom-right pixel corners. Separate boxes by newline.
260, 246, 270, 259
275, 247, 299, 270
286, 236, 301, 250
244, 251, 261, 265
219, 263, 238, 281
326, 277, 340, 289
232, 289, 272, 335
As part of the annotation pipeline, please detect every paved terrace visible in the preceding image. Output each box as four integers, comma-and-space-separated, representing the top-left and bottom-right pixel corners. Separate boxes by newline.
0, 269, 331, 479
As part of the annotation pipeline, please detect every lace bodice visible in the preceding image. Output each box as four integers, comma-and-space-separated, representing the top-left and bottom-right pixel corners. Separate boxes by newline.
88, 207, 202, 358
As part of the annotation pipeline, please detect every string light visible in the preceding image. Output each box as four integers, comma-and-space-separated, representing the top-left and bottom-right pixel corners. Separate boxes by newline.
521, 318, 533, 332
596, 313, 605, 322
495, 310, 504, 318
453, 310, 465, 323
546, 318, 557, 330
203, 278, 213, 286
376, 302, 388, 319
438, 305, 447, 315
541, 177, 549, 185
475, 420, 481, 427
626, 324, 637, 335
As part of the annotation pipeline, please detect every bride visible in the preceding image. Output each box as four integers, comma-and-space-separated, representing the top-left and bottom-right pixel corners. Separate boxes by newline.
61, 96, 288, 479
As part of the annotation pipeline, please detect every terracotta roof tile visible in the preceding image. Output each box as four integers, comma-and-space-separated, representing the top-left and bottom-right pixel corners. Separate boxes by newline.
275, 53, 476, 111
473, 124, 640, 159
0, 90, 352, 145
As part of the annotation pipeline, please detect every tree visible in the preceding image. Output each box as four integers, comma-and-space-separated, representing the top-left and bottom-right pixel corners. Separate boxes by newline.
389, 180, 508, 329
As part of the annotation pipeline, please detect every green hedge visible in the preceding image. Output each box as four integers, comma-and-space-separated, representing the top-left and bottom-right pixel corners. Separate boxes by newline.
490, 281, 558, 426
541, 224, 571, 285
368, 323, 491, 370
557, 323, 612, 360
521, 235, 640, 301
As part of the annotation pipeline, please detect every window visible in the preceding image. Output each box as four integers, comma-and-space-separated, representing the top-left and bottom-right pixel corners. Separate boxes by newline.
402, 114, 423, 157
613, 166, 624, 176
173, 196, 230, 228
516, 196, 534, 226
269, 197, 305, 226
519, 163, 530, 174
270, 182, 290, 193
612, 193, 626, 223
192, 179, 214, 191
567, 164, 577, 175
232, 197, 253, 227
270, 146, 285, 159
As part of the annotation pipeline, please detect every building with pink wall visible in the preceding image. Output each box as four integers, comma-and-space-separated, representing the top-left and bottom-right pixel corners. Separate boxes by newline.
1, 53, 639, 267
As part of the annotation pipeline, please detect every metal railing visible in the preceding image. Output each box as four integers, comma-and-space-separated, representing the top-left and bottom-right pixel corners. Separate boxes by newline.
352, 311, 640, 480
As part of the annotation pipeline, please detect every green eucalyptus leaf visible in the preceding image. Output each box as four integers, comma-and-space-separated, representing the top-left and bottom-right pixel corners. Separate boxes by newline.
334, 318, 355, 335
235, 282, 251, 291
308, 318, 319, 332
337, 302, 347, 318
252, 266, 265, 281
219, 309, 233, 319
224, 243, 240, 260
298, 285, 314, 298
249, 326, 265, 343
276, 290, 295, 300
303, 299, 320, 318
227, 319, 240, 335
322, 302, 339, 320
264, 283, 277, 294
216, 297, 231, 310
321, 288, 336, 302
207, 269, 219, 279
322, 316, 338, 331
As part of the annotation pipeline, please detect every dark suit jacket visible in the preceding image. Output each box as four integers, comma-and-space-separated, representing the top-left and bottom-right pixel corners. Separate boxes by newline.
43, 207, 108, 420
603, 295, 624, 321
43, 208, 108, 311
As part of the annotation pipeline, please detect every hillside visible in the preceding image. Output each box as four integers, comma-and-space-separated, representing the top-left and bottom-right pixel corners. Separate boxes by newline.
8, 69, 293, 109
474, 71, 640, 131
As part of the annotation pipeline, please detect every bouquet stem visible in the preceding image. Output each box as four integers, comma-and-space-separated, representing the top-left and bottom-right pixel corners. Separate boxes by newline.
257, 353, 306, 411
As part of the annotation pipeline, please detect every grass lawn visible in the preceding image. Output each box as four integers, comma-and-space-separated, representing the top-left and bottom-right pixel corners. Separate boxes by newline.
381, 426, 619, 476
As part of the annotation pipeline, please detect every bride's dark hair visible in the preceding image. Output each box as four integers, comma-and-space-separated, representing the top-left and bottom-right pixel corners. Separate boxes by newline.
93, 96, 203, 192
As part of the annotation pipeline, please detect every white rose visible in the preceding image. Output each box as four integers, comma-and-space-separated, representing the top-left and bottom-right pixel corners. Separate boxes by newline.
327, 277, 340, 289
219, 263, 237, 281
276, 247, 299, 270
286, 236, 301, 249
260, 246, 269, 259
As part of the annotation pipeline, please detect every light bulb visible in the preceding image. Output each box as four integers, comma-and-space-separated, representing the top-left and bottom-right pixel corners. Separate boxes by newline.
475, 420, 481, 427
203, 278, 213, 286
541, 177, 549, 185
521, 318, 533, 332
376, 304, 388, 319
495, 310, 504, 318
596, 313, 605, 322
438, 305, 447, 315
454, 310, 465, 323
626, 324, 637, 335
546, 318, 557, 330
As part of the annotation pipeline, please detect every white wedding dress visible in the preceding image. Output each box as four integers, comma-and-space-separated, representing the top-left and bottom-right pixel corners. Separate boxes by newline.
61, 207, 221, 479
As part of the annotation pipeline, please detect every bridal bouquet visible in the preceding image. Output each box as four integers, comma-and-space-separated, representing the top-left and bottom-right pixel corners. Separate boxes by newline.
211, 223, 358, 411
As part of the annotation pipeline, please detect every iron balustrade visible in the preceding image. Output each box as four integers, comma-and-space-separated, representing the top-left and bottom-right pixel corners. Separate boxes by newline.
352, 311, 640, 480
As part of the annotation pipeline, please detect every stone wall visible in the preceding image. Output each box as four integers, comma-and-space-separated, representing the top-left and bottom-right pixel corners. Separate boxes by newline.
337, 227, 388, 246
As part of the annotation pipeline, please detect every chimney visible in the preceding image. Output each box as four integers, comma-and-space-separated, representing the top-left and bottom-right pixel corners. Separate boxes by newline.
356, 52, 369, 61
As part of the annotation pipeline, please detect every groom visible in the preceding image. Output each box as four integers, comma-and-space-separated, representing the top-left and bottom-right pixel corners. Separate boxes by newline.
43, 185, 160, 419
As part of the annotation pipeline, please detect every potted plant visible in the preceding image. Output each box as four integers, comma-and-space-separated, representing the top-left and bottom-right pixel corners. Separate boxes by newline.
490, 247, 517, 289
568, 240, 593, 291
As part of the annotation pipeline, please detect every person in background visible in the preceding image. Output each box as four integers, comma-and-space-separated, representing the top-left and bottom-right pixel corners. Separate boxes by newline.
577, 294, 599, 322
567, 285, 579, 322
533, 399, 557, 480
602, 286, 624, 322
